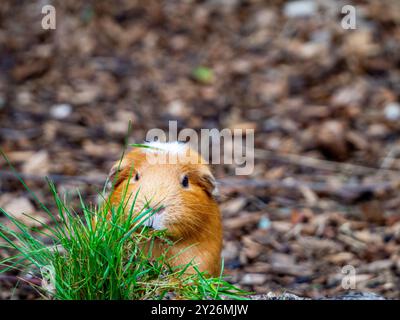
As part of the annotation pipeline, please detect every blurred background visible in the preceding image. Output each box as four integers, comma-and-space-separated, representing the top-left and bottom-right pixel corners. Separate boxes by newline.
1, 0, 400, 299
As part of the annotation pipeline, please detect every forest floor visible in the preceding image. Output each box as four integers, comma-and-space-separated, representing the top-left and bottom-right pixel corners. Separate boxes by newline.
1, 0, 400, 299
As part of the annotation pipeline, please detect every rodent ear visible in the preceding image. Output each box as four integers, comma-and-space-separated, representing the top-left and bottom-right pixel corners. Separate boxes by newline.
107, 158, 129, 188
198, 172, 219, 199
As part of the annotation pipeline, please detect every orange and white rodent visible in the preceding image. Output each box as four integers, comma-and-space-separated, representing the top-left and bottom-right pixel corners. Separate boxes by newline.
107, 141, 222, 277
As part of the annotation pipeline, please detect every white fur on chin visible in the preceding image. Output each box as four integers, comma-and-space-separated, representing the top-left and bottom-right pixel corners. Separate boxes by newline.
142, 211, 165, 230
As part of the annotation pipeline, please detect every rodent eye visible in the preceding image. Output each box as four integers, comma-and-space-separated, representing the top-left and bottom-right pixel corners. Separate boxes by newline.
134, 172, 140, 181
181, 175, 189, 188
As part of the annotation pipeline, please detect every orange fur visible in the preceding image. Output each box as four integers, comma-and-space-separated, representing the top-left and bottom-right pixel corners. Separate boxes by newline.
106, 143, 222, 277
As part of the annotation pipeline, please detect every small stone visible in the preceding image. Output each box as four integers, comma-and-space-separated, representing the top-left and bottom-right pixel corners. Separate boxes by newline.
50, 103, 72, 119
311, 30, 331, 44
344, 30, 380, 57
258, 216, 271, 230
3, 197, 35, 216
22, 150, 49, 175
360, 259, 393, 273
17, 91, 32, 106
298, 42, 325, 59
317, 120, 348, 160
332, 84, 365, 107
221, 241, 239, 261
284, 0, 317, 17
3, 197, 48, 228
220, 197, 247, 216
267, 292, 277, 299
384, 102, 400, 121
231, 59, 252, 74
252, 9, 277, 28
271, 221, 292, 233
167, 100, 188, 117
241, 273, 267, 285
367, 124, 389, 138
263, 118, 281, 132
207, 0, 240, 13
332, 292, 386, 300
327, 252, 354, 264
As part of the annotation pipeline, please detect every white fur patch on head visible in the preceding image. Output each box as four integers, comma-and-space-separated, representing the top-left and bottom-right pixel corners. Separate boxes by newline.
144, 141, 188, 154
141, 209, 166, 230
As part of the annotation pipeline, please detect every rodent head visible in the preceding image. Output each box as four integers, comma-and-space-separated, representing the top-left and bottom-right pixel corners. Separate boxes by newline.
107, 141, 221, 241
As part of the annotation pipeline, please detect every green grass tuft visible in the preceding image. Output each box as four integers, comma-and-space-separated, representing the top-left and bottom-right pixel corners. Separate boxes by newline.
0, 152, 248, 300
